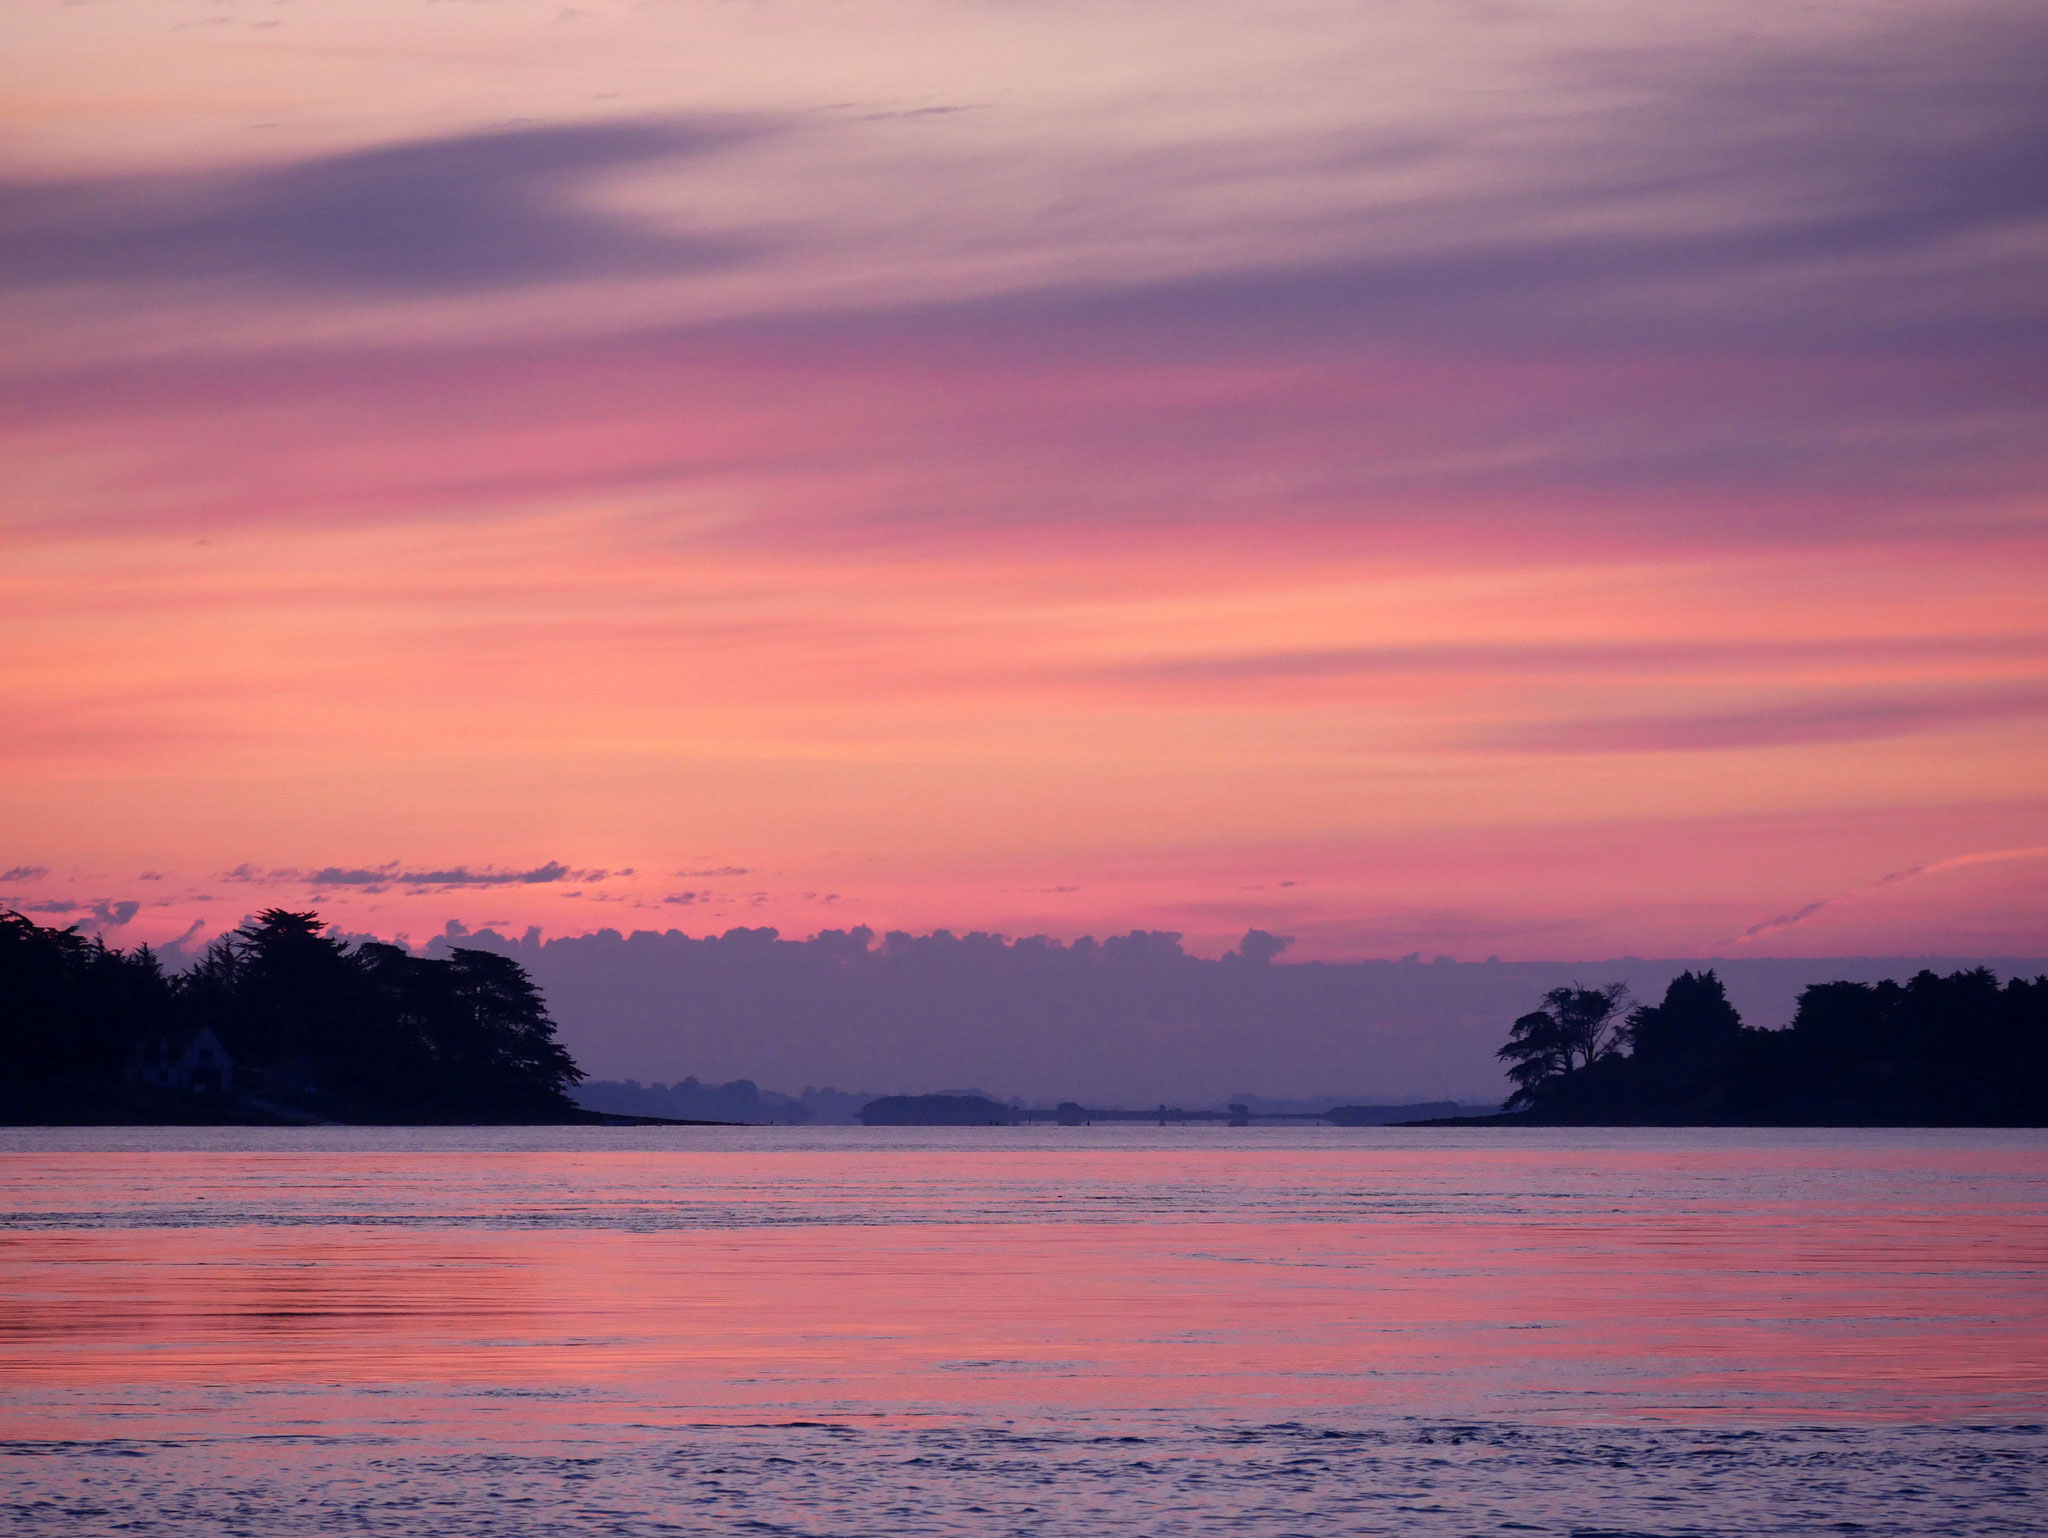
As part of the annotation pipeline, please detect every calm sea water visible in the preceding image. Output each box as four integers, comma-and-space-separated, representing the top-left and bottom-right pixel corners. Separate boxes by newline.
2, 1126, 2044, 1535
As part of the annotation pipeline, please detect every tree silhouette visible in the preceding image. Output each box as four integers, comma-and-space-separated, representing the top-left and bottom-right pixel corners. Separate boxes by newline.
1, 910, 174, 1111
189, 909, 369, 1076
1626, 969, 1741, 1060
1496, 982, 1631, 1109
438, 946, 584, 1111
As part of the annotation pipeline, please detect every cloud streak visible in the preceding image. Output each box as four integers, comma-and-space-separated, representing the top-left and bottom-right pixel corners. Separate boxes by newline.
1481, 687, 2048, 755
220, 861, 610, 889
0, 117, 763, 295
8, 897, 141, 928
1103, 636, 2048, 687
1736, 845, 2048, 942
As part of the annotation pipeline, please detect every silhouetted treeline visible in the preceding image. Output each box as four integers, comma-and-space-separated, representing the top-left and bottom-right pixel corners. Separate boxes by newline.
1, 908, 583, 1122
2, 908, 178, 1105
1500, 968, 2048, 1124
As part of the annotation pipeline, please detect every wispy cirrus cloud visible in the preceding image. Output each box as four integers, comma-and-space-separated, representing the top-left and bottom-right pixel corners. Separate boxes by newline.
0, 117, 765, 297
1101, 636, 2048, 687
1736, 844, 2048, 943
1478, 686, 2048, 755
219, 860, 617, 889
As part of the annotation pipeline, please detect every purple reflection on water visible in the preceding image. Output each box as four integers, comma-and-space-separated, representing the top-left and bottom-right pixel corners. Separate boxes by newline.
2, 1127, 2045, 1534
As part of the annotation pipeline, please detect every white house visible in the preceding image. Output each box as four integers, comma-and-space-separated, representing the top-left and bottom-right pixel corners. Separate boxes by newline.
126, 1026, 234, 1095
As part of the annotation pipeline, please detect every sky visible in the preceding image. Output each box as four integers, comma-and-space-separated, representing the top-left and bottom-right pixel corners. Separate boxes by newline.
3, 0, 2046, 965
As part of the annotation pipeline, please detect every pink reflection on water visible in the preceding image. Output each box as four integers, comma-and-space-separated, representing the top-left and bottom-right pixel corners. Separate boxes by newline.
2, 1133, 2044, 1442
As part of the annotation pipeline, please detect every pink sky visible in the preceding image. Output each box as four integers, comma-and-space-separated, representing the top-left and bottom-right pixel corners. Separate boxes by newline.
3, 0, 2045, 960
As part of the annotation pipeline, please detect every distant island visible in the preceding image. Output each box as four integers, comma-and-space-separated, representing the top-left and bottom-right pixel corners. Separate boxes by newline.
860, 1093, 1023, 1126
575, 1076, 875, 1125
854, 1096, 1483, 1126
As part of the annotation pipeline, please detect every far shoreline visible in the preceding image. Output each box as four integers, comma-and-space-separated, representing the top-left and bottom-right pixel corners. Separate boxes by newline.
8, 1112, 2045, 1130
0, 1105, 739, 1129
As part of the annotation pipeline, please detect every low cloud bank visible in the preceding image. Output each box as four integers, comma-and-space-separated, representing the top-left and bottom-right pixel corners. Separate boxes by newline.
427, 924, 2048, 1105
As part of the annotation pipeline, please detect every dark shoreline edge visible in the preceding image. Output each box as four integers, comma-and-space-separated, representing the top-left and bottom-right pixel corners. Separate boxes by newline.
1401, 1113, 2048, 1127
6, 1113, 2045, 1129
0, 1104, 739, 1128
